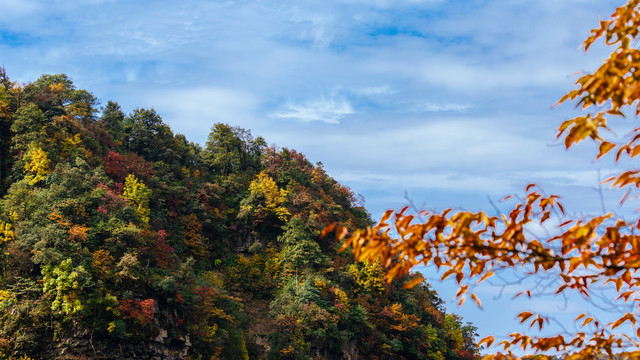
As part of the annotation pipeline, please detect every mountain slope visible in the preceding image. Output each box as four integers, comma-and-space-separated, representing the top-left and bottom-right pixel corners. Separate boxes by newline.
0, 71, 479, 360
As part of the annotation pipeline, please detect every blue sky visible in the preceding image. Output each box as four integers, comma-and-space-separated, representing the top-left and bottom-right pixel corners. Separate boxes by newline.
0, 0, 631, 354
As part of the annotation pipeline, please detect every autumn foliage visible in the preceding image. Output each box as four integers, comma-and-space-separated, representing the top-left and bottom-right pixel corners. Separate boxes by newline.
117, 298, 155, 326
333, 1, 640, 359
0, 69, 478, 358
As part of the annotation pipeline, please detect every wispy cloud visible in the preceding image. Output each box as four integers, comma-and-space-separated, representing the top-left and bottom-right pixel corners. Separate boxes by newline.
283, 9, 336, 49
350, 85, 394, 96
338, 0, 445, 8
271, 97, 354, 124
408, 102, 470, 112
135, 86, 260, 143
0, 0, 40, 19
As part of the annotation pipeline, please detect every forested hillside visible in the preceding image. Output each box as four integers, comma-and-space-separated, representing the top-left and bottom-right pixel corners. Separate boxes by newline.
0, 70, 479, 360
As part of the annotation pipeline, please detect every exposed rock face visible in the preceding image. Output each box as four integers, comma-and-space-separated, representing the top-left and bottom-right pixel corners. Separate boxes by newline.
244, 298, 273, 359
39, 330, 190, 360
253, 334, 271, 359
12, 315, 190, 360
31, 332, 357, 360
341, 340, 358, 360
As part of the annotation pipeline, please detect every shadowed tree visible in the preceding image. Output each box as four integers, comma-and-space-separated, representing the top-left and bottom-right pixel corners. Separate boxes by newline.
100, 101, 125, 142
0, 68, 14, 194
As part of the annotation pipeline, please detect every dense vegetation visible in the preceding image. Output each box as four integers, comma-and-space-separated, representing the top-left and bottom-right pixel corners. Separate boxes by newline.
0, 70, 479, 359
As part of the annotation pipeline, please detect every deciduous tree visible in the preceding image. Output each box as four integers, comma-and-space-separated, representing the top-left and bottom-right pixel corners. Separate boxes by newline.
239, 171, 290, 223
22, 145, 51, 185
122, 174, 152, 224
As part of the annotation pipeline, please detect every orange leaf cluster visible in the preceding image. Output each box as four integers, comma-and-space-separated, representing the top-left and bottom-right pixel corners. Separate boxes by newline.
331, 186, 640, 357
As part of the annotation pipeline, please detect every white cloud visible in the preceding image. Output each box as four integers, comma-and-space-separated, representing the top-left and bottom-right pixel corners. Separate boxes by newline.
277, 7, 338, 49
337, 0, 444, 8
134, 87, 260, 144
408, 102, 470, 112
350, 85, 394, 96
271, 97, 354, 124
300, 116, 564, 173
334, 170, 514, 194
0, 0, 40, 19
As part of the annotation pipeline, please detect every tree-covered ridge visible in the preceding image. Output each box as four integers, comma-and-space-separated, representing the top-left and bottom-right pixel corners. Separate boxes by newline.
0, 70, 479, 360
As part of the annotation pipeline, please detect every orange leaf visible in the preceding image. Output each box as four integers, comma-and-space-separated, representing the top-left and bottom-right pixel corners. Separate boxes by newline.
478, 335, 495, 348
471, 293, 483, 309
597, 141, 616, 159
320, 223, 336, 238
518, 312, 534, 323
336, 225, 348, 241
380, 209, 394, 224
403, 274, 424, 289
477, 270, 495, 284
